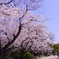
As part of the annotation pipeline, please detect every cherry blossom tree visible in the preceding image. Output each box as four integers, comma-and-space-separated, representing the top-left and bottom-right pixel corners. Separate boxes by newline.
17, 20, 53, 56
0, 5, 21, 59
0, 0, 53, 59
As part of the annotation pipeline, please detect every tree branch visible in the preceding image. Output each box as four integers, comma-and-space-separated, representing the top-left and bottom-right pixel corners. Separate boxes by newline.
0, 0, 13, 5
3, 22, 22, 50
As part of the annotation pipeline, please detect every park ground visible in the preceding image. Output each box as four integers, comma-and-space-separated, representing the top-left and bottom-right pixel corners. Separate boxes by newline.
36, 55, 58, 59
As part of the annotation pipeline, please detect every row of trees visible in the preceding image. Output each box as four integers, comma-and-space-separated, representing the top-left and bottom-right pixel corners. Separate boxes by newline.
0, 0, 53, 59
49, 43, 59, 56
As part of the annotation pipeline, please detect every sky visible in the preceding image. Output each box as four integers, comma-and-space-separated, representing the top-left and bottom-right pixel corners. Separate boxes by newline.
41, 0, 59, 43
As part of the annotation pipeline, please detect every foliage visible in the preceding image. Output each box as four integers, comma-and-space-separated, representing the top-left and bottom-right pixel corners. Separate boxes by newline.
52, 43, 59, 54
49, 43, 59, 55
8, 51, 20, 58
8, 51, 33, 59
23, 52, 32, 59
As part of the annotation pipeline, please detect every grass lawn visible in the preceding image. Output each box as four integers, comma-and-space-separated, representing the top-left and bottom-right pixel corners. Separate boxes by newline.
57, 57, 59, 59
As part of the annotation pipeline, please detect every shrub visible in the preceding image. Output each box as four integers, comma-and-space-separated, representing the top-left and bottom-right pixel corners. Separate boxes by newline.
23, 52, 32, 59
8, 51, 20, 58
8, 51, 33, 59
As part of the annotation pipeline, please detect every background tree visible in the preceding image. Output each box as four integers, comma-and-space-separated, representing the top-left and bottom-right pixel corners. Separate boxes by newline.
51, 43, 59, 56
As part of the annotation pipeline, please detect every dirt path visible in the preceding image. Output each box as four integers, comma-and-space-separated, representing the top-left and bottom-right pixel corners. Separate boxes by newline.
36, 55, 58, 59
47, 55, 58, 59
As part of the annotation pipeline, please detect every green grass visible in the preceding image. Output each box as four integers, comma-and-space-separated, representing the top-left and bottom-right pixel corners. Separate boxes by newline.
57, 57, 59, 59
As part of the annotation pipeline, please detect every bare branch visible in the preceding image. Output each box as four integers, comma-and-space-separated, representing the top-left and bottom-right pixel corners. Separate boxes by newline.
0, 0, 13, 5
